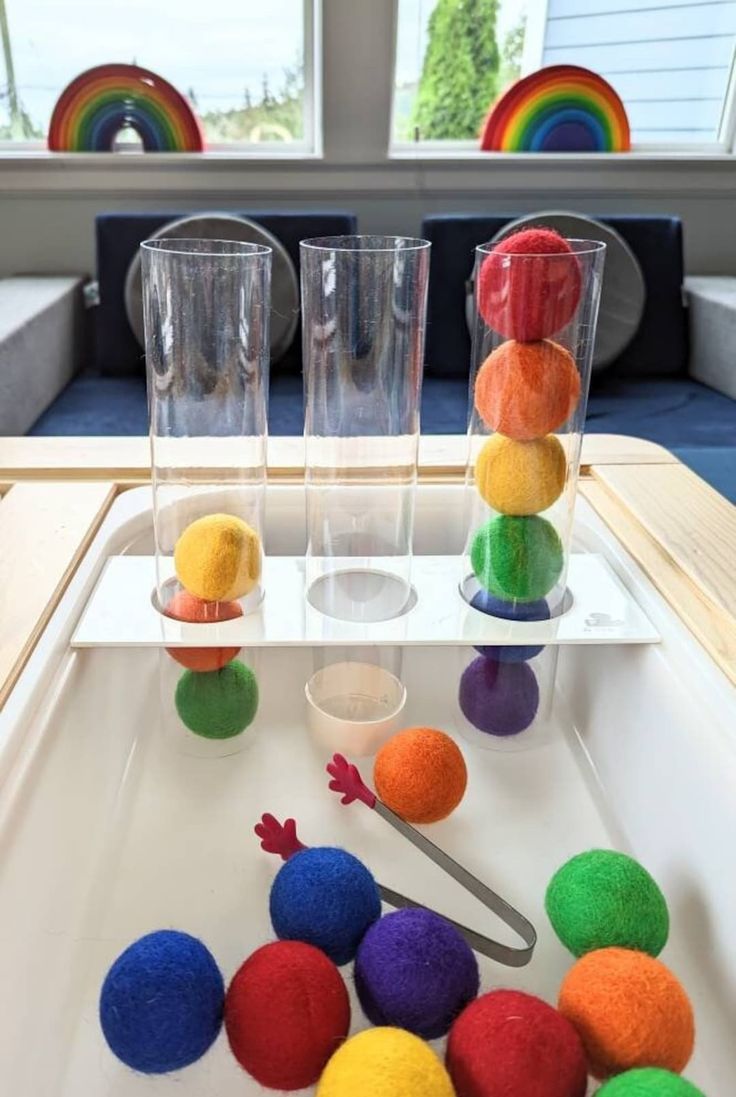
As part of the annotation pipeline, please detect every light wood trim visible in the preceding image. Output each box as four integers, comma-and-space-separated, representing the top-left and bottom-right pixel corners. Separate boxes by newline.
0, 481, 117, 710
0, 433, 677, 485
581, 473, 736, 687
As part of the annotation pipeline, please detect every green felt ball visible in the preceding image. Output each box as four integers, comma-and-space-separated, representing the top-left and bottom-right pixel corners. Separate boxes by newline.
596, 1067, 705, 1096
546, 849, 670, 958
470, 515, 563, 602
175, 660, 258, 739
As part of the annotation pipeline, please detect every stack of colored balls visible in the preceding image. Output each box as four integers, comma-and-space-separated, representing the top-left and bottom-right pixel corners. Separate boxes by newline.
547, 850, 697, 1085
462, 228, 581, 739
167, 513, 261, 740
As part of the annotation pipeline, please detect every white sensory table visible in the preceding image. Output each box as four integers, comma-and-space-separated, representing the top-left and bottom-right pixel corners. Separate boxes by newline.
0, 434, 734, 1096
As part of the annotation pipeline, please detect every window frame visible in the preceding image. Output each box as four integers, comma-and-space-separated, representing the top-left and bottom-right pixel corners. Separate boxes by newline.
388, 0, 736, 156
0, 0, 322, 157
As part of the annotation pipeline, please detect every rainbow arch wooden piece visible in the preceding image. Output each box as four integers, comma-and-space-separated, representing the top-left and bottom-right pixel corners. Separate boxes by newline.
481, 65, 630, 152
48, 63, 204, 152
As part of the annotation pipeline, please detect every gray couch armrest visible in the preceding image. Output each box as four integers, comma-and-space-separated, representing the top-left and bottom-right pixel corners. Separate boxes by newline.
0, 276, 86, 435
685, 276, 736, 401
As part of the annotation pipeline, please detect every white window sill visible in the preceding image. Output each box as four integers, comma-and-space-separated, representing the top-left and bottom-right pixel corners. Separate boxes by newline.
0, 148, 734, 198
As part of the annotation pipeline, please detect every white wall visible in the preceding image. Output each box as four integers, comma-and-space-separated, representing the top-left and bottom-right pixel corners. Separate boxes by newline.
0, 0, 735, 277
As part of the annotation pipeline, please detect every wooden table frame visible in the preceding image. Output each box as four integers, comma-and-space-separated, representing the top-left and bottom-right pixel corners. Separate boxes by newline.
1, 434, 735, 709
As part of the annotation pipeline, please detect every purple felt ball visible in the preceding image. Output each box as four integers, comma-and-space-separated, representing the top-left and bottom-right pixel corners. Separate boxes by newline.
354, 908, 479, 1039
471, 589, 550, 663
459, 655, 540, 736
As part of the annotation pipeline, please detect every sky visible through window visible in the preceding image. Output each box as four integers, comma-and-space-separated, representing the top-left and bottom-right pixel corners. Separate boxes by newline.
0, 0, 305, 143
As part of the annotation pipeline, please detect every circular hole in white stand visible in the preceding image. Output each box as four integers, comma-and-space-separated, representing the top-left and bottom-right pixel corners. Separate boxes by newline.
306, 661, 407, 757
458, 574, 574, 618
307, 569, 418, 623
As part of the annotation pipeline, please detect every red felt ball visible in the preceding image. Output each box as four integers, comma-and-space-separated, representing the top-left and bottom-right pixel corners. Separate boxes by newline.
163, 589, 242, 672
478, 228, 582, 342
225, 940, 350, 1091
446, 989, 588, 1097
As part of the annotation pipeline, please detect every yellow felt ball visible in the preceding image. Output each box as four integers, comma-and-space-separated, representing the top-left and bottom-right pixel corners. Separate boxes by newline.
174, 514, 261, 601
317, 1027, 454, 1097
475, 433, 566, 516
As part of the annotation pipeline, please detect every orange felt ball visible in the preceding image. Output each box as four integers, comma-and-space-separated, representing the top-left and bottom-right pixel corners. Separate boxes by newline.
558, 948, 695, 1080
164, 589, 242, 672
474, 340, 581, 441
374, 727, 467, 824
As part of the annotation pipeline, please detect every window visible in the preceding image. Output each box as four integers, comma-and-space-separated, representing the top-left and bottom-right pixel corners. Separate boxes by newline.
392, 0, 736, 148
0, 0, 317, 151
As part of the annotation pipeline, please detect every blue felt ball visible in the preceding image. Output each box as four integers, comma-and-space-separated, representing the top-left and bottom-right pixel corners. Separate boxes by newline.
355, 907, 479, 1038
99, 930, 224, 1074
270, 847, 381, 966
471, 589, 550, 663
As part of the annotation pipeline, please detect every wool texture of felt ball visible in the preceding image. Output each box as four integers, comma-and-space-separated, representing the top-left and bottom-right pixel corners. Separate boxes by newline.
174, 513, 261, 601
546, 848, 670, 958
270, 846, 381, 965
99, 929, 224, 1074
471, 514, 564, 602
224, 940, 350, 1090
317, 1026, 455, 1097
175, 660, 258, 739
558, 947, 695, 1079
446, 988, 588, 1097
355, 908, 479, 1039
163, 589, 243, 672
475, 433, 567, 516
470, 589, 550, 662
477, 228, 582, 342
373, 726, 468, 824
474, 340, 581, 441
459, 655, 540, 736
596, 1068, 706, 1096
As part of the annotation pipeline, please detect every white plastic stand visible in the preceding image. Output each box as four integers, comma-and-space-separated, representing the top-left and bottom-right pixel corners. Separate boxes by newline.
72, 553, 659, 650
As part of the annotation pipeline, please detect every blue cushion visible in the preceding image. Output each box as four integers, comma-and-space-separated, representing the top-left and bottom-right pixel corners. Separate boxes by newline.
29, 373, 735, 453
672, 447, 736, 504
95, 211, 358, 377
421, 214, 687, 379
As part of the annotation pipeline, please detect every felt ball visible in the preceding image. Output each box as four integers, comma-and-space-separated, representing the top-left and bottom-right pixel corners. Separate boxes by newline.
174, 513, 261, 601
99, 930, 224, 1074
596, 1069, 706, 1096
446, 988, 588, 1097
546, 849, 670, 958
558, 948, 695, 1079
270, 846, 381, 965
225, 940, 350, 1090
474, 340, 581, 441
373, 726, 467, 824
355, 908, 479, 1038
475, 433, 566, 516
175, 659, 258, 739
317, 1026, 455, 1097
459, 655, 539, 736
471, 514, 563, 602
164, 589, 243, 672
470, 589, 550, 663
477, 228, 582, 342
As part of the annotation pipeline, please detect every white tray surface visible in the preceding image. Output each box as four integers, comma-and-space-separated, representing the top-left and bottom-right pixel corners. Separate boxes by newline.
0, 644, 725, 1095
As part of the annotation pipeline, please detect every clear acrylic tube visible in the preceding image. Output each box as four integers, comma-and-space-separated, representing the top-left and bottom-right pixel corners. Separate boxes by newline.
300, 235, 431, 624
458, 238, 606, 751
142, 237, 271, 755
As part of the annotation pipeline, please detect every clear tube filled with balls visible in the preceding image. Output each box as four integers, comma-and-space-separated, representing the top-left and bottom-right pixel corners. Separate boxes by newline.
459, 229, 605, 750
142, 237, 271, 755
